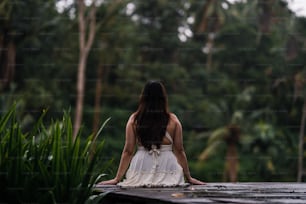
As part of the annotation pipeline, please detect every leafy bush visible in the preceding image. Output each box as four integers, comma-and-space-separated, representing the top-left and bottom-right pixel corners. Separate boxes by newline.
0, 105, 109, 204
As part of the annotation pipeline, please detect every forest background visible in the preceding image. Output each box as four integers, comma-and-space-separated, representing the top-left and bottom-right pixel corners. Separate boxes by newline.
1, 0, 306, 183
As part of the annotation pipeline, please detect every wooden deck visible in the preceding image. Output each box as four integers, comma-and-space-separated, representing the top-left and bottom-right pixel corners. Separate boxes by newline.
94, 183, 306, 203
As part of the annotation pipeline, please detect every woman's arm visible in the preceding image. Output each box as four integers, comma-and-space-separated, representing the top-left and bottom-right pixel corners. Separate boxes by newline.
172, 114, 205, 185
98, 115, 136, 185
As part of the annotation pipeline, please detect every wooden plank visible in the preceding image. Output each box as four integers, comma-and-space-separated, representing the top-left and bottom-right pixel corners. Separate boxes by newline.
94, 183, 306, 203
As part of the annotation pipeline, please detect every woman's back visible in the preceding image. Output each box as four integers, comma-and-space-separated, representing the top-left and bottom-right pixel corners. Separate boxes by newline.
97, 81, 205, 186
132, 113, 178, 147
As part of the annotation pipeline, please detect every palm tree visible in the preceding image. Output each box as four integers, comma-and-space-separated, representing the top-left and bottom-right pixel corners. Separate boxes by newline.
198, 86, 255, 182
257, 0, 291, 33
193, 0, 228, 71
0, 0, 56, 92
199, 124, 241, 182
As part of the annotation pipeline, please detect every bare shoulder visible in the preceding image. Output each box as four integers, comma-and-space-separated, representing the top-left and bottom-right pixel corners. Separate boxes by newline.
169, 113, 182, 128
169, 113, 180, 122
127, 113, 136, 125
129, 112, 136, 120
168, 113, 183, 143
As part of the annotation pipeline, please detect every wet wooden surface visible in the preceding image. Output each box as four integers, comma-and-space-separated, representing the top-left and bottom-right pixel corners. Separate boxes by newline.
94, 182, 306, 204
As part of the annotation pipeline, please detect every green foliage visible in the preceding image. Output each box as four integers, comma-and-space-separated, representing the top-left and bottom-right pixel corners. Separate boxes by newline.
1, 0, 305, 182
0, 105, 108, 203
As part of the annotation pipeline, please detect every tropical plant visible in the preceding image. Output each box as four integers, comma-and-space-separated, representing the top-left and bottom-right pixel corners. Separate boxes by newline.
198, 86, 256, 182
0, 105, 110, 203
198, 124, 240, 182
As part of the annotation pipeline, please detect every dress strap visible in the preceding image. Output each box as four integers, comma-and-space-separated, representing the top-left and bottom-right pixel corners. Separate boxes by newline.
165, 132, 173, 144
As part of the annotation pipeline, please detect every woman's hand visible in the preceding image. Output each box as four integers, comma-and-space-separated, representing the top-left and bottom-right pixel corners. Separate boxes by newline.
97, 178, 119, 185
187, 177, 205, 185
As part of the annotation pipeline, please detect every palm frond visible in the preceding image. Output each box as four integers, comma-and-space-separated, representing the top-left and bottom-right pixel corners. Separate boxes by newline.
198, 140, 224, 161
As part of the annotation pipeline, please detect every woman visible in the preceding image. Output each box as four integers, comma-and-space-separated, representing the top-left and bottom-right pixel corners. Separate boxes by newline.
98, 81, 204, 186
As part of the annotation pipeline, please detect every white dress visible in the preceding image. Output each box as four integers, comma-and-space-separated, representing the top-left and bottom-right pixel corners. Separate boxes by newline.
118, 132, 187, 187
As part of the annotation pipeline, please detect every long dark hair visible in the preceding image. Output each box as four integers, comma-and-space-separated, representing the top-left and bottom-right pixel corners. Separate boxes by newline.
134, 81, 170, 150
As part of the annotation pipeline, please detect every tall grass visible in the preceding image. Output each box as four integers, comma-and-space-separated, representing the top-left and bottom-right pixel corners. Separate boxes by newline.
0, 105, 110, 203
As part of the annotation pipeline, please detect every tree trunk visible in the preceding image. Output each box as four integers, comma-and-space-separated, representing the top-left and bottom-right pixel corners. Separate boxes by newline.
73, 0, 97, 138
258, 0, 273, 33
206, 33, 214, 72
74, 53, 87, 137
224, 143, 238, 182
297, 98, 306, 182
0, 37, 16, 91
92, 64, 103, 134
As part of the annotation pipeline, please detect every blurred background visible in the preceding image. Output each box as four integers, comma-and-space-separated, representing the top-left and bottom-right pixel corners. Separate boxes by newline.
1, 0, 306, 182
